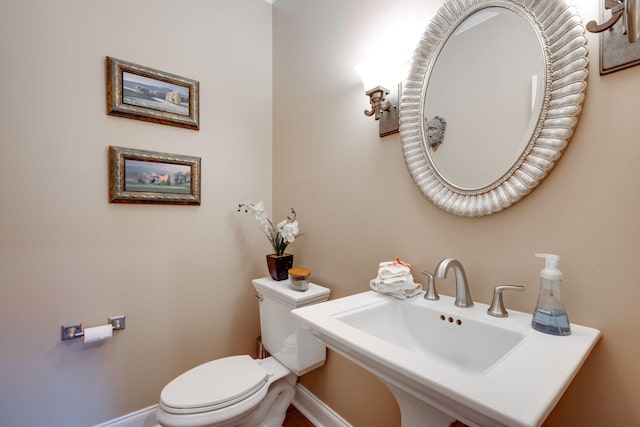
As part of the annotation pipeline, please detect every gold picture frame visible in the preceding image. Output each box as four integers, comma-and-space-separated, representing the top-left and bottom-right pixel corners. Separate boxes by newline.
106, 57, 200, 130
109, 146, 201, 205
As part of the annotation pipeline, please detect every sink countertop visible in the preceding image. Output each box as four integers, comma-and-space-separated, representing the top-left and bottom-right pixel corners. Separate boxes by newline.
293, 291, 601, 427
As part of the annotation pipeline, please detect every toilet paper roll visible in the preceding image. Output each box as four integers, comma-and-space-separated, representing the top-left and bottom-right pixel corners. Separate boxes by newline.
83, 324, 113, 344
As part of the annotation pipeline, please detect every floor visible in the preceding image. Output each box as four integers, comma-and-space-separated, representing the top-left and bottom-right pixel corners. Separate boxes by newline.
283, 408, 466, 427
283, 405, 315, 427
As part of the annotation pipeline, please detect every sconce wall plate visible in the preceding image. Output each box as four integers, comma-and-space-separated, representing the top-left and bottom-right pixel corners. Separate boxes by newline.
587, 0, 640, 74
379, 83, 400, 137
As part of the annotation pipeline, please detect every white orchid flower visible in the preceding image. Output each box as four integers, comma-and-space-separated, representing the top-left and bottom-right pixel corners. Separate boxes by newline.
281, 221, 299, 243
251, 200, 265, 214
238, 200, 301, 256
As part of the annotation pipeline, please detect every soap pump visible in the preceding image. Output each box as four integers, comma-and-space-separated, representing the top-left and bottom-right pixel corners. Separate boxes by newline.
531, 253, 571, 336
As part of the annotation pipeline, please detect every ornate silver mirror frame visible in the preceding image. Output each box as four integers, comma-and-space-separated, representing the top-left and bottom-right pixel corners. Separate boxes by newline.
399, 0, 588, 217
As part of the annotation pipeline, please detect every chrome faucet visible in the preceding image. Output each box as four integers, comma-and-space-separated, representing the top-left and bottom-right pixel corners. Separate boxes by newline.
434, 258, 474, 307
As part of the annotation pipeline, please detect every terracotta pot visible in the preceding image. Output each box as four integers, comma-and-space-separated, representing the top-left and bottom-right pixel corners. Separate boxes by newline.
266, 253, 293, 281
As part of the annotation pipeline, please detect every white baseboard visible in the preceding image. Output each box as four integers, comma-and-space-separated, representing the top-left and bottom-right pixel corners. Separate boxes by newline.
92, 405, 158, 427
292, 384, 352, 427
93, 385, 349, 427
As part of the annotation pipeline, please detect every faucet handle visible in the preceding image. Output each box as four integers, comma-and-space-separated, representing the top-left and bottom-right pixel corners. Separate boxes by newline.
422, 271, 439, 300
487, 285, 525, 317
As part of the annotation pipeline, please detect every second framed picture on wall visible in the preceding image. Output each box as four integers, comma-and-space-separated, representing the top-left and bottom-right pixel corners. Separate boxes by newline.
106, 57, 200, 130
109, 146, 201, 205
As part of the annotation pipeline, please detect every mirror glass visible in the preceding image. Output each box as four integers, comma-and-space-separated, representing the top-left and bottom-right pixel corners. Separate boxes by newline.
424, 7, 544, 190
399, 0, 588, 217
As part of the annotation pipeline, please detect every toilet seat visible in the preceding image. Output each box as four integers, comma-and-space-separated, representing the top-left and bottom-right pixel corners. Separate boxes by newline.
160, 355, 269, 415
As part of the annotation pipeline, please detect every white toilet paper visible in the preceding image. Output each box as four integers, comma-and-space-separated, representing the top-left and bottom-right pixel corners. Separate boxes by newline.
83, 324, 113, 344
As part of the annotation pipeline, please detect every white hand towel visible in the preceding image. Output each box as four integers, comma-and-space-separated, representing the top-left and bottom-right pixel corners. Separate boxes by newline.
370, 258, 422, 299
378, 264, 409, 279
370, 278, 422, 299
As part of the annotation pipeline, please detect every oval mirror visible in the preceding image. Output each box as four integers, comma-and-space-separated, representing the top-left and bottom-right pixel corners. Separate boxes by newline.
399, 0, 588, 217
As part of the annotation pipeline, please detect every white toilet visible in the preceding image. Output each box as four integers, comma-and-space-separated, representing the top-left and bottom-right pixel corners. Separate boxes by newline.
156, 277, 330, 427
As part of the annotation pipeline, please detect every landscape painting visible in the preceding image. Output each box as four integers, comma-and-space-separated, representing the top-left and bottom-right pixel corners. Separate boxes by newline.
106, 57, 200, 130
109, 146, 201, 205
122, 72, 190, 117
124, 159, 191, 194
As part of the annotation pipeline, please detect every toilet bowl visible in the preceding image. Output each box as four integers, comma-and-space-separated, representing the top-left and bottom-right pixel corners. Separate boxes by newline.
156, 277, 330, 427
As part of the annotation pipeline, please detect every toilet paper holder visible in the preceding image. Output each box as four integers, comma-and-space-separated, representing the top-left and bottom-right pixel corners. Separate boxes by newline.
61, 315, 126, 341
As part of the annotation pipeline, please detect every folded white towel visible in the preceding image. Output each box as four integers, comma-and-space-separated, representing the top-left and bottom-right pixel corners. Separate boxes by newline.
370, 278, 422, 299
370, 259, 422, 299
369, 276, 412, 292
378, 264, 409, 279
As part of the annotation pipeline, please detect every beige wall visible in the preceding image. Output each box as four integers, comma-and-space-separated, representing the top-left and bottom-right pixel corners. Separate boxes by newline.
2, 0, 639, 426
0, 1, 273, 426
274, 0, 640, 426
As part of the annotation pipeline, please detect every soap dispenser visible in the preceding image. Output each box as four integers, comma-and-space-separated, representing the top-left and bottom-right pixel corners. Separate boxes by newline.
531, 253, 571, 336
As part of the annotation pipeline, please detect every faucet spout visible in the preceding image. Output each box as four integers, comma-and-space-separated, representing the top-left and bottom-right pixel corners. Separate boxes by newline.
434, 258, 474, 307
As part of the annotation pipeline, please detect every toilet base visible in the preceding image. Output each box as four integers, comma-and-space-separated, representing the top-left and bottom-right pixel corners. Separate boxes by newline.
237, 374, 297, 427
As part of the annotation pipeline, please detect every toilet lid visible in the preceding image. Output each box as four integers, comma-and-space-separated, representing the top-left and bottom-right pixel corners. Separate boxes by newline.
160, 355, 269, 414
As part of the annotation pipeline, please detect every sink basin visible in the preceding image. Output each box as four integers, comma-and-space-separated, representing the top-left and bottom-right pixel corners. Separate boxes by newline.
293, 291, 600, 427
336, 297, 526, 375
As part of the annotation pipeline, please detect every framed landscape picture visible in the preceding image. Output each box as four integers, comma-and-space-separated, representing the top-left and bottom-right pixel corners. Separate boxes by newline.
109, 146, 201, 205
106, 57, 200, 130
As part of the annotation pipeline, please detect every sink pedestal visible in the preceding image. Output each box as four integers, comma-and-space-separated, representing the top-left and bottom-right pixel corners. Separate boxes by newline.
384, 383, 456, 427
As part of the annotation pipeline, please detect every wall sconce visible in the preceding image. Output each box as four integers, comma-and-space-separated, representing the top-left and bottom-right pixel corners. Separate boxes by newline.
587, 0, 639, 43
364, 86, 392, 120
355, 59, 408, 137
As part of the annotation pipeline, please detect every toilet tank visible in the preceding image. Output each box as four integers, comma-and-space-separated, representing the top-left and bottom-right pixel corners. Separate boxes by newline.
252, 277, 330, 375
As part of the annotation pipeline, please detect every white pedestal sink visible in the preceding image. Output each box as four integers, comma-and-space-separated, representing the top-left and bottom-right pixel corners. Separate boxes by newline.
292, 291, 600, 427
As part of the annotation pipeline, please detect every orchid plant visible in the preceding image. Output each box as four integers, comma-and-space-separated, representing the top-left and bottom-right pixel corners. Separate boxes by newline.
237, 200, 300, 256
